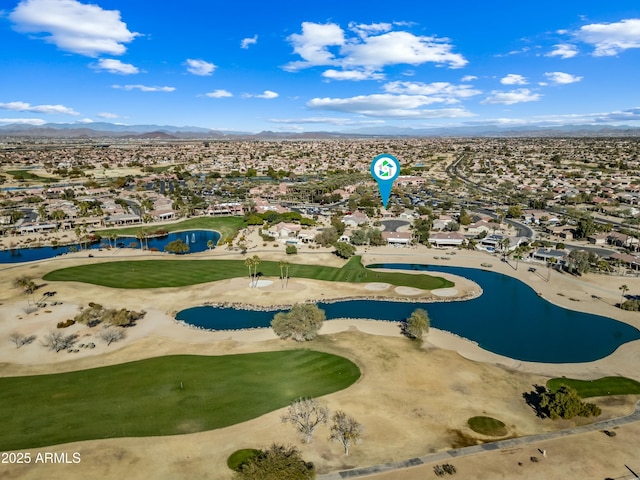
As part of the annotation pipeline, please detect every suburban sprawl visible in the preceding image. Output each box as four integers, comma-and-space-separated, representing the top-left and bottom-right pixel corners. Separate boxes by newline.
1, 135, 640, 480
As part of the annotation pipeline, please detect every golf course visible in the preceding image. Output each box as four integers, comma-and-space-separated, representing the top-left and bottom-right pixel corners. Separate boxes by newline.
0, 350, 360, 451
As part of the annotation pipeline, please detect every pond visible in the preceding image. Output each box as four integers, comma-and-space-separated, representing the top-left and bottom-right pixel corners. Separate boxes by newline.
0, 230, 220, 264
175, 264, 640, 364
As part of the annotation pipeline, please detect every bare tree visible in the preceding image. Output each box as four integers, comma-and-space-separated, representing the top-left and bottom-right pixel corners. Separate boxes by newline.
42, 331, 77, 353
281, 397, 329, 443
329, 411, 362, 455
98, 327, 126, 346
9, 332, 36, 349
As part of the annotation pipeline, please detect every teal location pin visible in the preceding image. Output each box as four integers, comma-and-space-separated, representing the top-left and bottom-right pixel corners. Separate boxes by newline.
370, 153, 400, 208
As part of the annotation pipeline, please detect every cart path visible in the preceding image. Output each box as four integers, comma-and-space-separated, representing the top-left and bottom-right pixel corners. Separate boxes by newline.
319, 400, 640, 479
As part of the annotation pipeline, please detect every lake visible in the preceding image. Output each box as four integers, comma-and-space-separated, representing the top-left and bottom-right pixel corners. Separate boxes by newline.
0, 229, 220, 264
175, 264, 640, 364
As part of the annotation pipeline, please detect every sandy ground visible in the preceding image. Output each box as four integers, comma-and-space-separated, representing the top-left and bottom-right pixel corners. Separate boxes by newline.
1, 244, 640, 479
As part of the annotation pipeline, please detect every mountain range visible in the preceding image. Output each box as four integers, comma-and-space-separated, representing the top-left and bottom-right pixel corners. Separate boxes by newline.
1, 122, 640, 139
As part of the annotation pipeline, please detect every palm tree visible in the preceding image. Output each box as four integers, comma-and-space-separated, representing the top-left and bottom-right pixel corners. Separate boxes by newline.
498, 237, 510, 261
207, 239, 214, 251
284, 261, 291, 288
251, 255, 261, 286
109, 232, 118, 249
279, 260, 285, 289
74, 226, 82, 249
37, 204, 47, 221
136, 230, 145, 250
244, 257, 255, 287
619, 284, 629, 306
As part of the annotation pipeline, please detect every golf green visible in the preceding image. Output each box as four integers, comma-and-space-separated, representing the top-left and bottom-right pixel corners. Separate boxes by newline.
0, 350, 360, 451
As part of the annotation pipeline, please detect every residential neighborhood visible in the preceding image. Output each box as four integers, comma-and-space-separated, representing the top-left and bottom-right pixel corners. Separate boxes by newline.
2, 136, 640, 274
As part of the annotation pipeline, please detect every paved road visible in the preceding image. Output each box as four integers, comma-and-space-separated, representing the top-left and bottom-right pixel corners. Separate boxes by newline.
318, 400, 640, 479
380, 220, 409, 232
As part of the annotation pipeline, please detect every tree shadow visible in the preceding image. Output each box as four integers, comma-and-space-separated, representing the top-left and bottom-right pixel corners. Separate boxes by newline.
522, 384, 549, 419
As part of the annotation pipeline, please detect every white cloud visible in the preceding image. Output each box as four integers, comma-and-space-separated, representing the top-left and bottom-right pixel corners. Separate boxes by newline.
96, 112, 121, 119
0, 118, 47, 125
9, 0, 139, 57
341, 31, 467, 69
185, 59, 216, 76
465, 107, 640, 127
255, 90, 278, 99
461, 75, 477, 82
544, 71, 583, 85
112, 85, 175, 92
495, 47, 530, 57
284, 22, 345, 71
241, 34, 258, 49
576, 18, 640, 56
500, 74, 527, 85
546, 43, 579, 59
91, 58, 139, 75
270, 117, 385, 126
481, 89, 541, 105
284, 21, 466, 74
205, 89, 233, 98
0, 101, 79, 115
382, 81, 481, 102
307, 94, 474, 118
322, 69, 384, 81
348, 22, 392, 38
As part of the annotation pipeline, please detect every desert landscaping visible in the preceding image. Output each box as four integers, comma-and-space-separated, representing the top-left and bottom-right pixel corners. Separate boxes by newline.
1, 242, 640, 480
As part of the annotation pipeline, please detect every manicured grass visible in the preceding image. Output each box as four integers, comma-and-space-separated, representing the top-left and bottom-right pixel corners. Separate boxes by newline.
97, 216, 245, 244
43, 255, 454, 290
0, 350, 360, 451
7, 169, 59, 183
546, 376, 640, 398
467, 416, 507, 436
227, 449, 261, 471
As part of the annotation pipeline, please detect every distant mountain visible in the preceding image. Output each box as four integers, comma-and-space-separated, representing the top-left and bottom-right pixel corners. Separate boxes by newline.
1, 121, 640, 139
0, 122, 250, 138
344, 124, 640, 137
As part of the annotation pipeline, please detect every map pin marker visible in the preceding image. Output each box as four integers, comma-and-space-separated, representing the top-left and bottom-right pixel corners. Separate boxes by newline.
370, 153, 400, 208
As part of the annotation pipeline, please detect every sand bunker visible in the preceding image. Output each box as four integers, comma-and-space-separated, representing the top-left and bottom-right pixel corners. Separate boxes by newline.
394, 286, 424, 296
431, 287, 459, 297
365, 282, 391, 291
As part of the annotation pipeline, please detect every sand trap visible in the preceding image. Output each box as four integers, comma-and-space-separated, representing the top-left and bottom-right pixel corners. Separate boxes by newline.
431, 287, 459, 297
394, 286, 424, 296
250, 280, 273, 288
365, 282, 391, 291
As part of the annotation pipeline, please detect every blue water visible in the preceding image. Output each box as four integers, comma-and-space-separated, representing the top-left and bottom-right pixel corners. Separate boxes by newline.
175, 264, 640, 364
0, 230, 220, 264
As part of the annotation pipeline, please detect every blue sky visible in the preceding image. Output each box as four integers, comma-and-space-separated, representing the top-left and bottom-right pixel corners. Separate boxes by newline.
1, 0, 640, 132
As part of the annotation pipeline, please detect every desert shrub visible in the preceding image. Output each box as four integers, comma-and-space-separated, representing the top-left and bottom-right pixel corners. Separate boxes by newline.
539, 385, 602, 419
621, 299, 640, 311
271, 303, 325, 342
286, 244, 298, 255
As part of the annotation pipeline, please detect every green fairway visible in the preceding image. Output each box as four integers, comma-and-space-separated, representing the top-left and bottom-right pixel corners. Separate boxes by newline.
43, 255, 454, 290
7, 169, 59, 183
546, 376, 640, 398
0, 350, 360, 451
467, 416, 507, 436
96, 216, 245, 244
